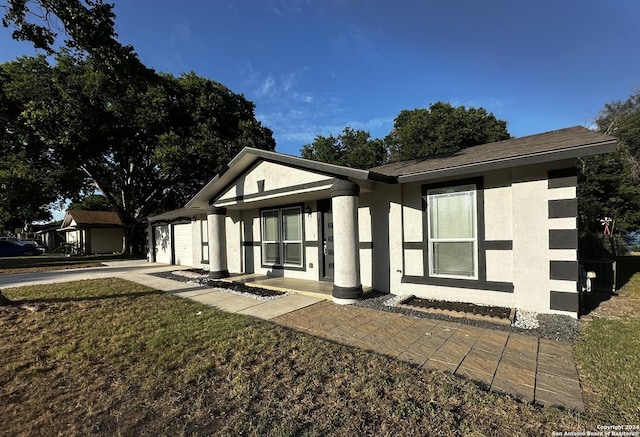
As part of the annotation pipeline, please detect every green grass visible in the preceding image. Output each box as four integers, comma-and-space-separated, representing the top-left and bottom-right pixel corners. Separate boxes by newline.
576, 257, 640, 423
0, 254, 145, 275
1, 278, 596, 436
576, 318, 640, 423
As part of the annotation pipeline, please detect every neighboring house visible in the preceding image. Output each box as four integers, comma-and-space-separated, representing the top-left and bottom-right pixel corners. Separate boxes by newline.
32, 224, 64, 250
59, 210, 125, 255
147, 126, 617, 318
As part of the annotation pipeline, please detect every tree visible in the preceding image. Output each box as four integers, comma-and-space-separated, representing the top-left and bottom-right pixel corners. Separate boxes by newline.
578, 91, 640, 256
68, 194, 112, 211
1, 53, 275, 253
386, 102, 510, 162
1, 0, 134, 63
301, 127, 387, 169
0, 55, 84, 230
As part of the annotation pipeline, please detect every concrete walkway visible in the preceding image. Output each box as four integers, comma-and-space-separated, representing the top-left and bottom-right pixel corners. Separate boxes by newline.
0, 260, 584, 411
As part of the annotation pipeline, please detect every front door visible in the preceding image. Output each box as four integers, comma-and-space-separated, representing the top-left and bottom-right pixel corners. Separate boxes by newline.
318, 200, 334, 280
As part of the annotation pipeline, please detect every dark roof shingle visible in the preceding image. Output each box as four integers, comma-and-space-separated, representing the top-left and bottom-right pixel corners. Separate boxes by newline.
61, 210, 122, 228
369, 126, 617, 181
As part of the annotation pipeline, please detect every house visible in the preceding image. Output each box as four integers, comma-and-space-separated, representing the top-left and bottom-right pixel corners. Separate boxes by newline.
146, 126, 617, 318
59, 210, 125, 254
32, 224, 65, 250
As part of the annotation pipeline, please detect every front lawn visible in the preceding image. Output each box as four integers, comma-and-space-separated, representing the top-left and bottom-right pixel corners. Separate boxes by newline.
0, 278, 599, 435
0, 254, 145, 275
575, 256, 640, 423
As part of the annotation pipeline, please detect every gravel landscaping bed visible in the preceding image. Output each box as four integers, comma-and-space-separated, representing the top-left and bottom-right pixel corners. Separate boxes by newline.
151, 270, 289, 301
355, 292, 580, 343
152, 271, 579, 342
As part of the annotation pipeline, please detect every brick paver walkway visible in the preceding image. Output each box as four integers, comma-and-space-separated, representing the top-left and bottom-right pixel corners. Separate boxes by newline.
273, 301, 584, 411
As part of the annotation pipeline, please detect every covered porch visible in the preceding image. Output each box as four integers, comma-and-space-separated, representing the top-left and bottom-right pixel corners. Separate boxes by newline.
183, 148, 379, 304
220, 273, 375, 300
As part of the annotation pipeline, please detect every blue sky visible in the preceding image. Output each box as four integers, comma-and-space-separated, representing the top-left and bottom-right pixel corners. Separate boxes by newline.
2, 0, 640, 157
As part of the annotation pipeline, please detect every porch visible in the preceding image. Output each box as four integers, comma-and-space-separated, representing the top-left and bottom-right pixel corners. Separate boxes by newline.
220, 273, 375, 301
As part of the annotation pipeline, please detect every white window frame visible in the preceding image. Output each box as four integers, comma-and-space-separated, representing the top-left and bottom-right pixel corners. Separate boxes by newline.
427, 184, 478, 279
260, 206, 304, 268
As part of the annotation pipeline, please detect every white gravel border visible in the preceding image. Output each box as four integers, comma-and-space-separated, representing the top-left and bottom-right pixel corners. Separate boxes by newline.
172, 271, 293, 302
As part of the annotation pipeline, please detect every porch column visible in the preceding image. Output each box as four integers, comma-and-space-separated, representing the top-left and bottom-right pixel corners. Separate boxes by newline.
331, 180, 362, 304
147, 223, 156, 262
207, 206, 229, 279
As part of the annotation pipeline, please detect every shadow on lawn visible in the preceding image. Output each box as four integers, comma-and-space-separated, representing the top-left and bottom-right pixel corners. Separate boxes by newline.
5, 289, 166, 305
614, 256, 640, 290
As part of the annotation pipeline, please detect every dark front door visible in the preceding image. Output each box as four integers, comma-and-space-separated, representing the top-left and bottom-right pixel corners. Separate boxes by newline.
318, 200, 334, 281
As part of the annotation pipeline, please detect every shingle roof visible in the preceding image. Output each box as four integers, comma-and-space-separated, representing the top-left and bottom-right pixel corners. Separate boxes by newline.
369, 126, 617, 182
61, 210, 123, 228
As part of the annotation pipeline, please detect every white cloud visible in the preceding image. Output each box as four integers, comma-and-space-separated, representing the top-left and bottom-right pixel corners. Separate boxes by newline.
256, 75, 276, 97
244, 65, 393, 154
450, 97, 512, 111
267, 0, 312, 16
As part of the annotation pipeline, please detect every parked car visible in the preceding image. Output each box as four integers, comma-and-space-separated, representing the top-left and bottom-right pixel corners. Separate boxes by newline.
0, 236, 41, 248
0, 240, 45, 256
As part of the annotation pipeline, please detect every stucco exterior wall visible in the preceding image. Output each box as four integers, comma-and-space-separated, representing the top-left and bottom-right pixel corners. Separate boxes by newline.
370, 183, 401, 294
389, 159, 579, 317
226, 210, 243, 274
358, 194, 373, 288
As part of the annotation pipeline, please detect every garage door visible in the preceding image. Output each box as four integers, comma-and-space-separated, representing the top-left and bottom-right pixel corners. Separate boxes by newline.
154, 225, 171, 264
173, 223, 193, 266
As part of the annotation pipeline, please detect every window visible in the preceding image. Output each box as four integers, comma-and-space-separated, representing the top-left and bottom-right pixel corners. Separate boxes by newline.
427, 184, 477, 279
261, 206, 303, 267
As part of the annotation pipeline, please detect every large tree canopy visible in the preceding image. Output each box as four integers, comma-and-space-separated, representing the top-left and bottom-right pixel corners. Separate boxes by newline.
578, 91, 640, 255
0, 55, 84, 229
1, 0, 132, 62
300, 102, 510, 169
1, 53, 275, 251
301, 127, 387, 170
386, 102, 511, 162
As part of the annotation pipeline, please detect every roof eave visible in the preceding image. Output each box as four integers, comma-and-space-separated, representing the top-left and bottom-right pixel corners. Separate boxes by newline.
147, 207, 205, 223
397, 140, 617, 184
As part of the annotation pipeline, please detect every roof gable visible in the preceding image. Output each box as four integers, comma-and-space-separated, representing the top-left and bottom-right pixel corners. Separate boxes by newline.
61, 210, 123, 228
215, 160, 335, 206
186, 148, 374, 209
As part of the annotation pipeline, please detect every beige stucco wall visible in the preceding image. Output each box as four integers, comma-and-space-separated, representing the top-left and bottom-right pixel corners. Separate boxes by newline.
387, 160, 578, 316
370, 183, 401, 294
191, 218, 203, 268
512, 160, 577, 316
358, 194, 373, 288
225, 210, 243, 274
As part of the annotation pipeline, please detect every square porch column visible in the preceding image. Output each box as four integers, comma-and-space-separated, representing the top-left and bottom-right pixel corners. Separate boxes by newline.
331, 180, 362, 304
207, 206, 229, 279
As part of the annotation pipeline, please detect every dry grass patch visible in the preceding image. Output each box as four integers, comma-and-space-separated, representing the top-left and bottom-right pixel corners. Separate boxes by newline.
2, 279, 598, 436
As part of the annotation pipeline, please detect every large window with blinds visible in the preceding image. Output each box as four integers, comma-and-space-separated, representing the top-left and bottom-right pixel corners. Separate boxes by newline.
261, 206, 303, 268
427, 184, 478, 279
